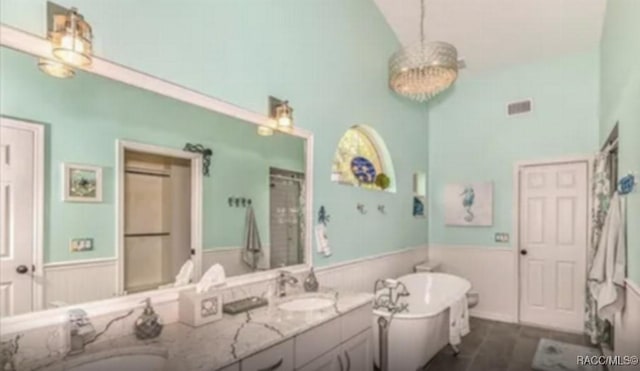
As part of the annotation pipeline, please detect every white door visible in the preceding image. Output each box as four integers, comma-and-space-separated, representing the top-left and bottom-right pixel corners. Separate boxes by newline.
519, 161, 588, 332
341, 329, 373, 371
0, 119, 41, 316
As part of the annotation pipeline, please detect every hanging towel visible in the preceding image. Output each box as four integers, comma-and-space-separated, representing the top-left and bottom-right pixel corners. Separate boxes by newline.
242, 205, 263, 270
173, 259, 194, 287
449, 295, 470, 346
589, 192, 626, 323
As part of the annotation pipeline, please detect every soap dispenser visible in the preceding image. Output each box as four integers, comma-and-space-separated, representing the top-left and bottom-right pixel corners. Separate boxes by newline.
303, 267, 319, 292
134, 298, 163, 340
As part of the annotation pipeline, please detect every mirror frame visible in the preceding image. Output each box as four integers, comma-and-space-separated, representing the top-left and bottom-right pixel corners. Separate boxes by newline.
0, 24, 314, 334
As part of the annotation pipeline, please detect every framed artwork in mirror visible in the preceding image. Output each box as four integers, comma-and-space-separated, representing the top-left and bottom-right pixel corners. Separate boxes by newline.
62, 163, 103, 202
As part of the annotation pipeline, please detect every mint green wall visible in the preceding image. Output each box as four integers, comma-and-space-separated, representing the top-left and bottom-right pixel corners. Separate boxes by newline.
0, 0, 430, 266
599, 0, 640, 283
1, 47, 304, 263
428, 51, 599, 246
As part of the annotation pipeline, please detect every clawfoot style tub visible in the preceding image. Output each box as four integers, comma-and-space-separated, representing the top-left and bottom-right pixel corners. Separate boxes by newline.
372, 272, 471, 371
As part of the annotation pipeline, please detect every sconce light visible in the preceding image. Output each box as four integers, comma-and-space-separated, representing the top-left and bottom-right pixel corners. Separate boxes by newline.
258, 96, 294, 136
271, 97, 294, 132
48, 2, 93, 67
257, 125, 274, 136
37, 58, 75, 79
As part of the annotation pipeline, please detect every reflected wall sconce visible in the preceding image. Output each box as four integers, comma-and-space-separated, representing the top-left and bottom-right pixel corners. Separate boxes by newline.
48, 2, 93, 67
257, 96, 295, 136
183, 143, 213, 176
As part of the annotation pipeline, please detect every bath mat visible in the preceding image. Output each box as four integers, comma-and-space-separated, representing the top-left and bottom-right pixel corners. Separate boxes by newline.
532, 338, 603, 371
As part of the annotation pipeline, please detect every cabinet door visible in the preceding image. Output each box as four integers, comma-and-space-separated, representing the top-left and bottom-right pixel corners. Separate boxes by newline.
341, 329, 372, 371
296, 346, 343, 371
241, 338, 294, 371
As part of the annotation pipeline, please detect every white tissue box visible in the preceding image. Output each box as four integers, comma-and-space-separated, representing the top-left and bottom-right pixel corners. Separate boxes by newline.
178, 289, 223, 327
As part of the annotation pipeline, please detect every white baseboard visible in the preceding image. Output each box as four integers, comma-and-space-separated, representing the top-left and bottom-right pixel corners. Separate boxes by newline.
470, 310, 517, 324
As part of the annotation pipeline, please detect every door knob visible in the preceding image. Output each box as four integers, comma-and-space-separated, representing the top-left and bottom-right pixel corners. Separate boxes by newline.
16, 265, 29, 274
520, 249, 528, 256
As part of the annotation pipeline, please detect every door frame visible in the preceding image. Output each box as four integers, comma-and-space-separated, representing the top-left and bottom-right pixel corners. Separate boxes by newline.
115, 140, 203, 295
0, 116, 45, 311
512, 155, 593, 330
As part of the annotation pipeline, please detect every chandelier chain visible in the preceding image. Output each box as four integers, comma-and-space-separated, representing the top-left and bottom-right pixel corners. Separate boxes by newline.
420, 0, 425, 45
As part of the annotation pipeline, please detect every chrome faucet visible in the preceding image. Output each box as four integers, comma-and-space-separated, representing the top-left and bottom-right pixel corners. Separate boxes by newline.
373, 279, 410, 313
68, 309, 96, 355
275, 270, 299, 297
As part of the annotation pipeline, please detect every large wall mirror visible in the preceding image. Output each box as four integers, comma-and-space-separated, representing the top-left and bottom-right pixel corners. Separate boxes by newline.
0, 45, 311, 318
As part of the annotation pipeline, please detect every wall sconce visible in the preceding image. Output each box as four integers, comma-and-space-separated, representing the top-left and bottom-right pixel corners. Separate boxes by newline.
47, 2, 93, 67
37, 58, 75, 79
258, 96, 294, 136
271, 96, 294, 133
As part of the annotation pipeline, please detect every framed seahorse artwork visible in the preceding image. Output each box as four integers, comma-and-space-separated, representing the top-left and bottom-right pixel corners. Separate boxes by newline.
444, 182, 493, 226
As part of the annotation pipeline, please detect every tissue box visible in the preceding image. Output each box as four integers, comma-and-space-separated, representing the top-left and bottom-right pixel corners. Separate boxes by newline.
179, 289, 223, 327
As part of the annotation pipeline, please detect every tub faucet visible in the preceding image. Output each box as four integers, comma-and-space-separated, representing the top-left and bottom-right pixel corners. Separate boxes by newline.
373, 279, 410, 313
68, 309, 96, 355
276, 270, 299, 297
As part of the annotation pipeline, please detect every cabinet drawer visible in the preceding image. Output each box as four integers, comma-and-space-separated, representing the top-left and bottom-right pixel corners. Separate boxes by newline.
295, 316, 341, 367
340, 304, 372, 341
217, 362, 240, 371
242, 339, 294, 371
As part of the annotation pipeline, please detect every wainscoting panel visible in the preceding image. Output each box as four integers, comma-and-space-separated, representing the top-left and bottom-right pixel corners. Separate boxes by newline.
43, 259, 117, 308
613, 279, 640, 368
428, 245, 518, 323
316, 246, 429, 293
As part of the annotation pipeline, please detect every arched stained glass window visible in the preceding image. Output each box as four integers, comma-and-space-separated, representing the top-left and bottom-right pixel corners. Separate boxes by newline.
331, 125, 395, 192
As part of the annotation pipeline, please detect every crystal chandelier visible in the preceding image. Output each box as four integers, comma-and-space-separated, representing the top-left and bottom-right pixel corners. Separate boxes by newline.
389, 0, 459, 102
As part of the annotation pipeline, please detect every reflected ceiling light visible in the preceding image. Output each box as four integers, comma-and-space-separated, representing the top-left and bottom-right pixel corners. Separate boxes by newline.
37, 58, 75, 78
48, 2, 93, 67
388, 0, 461, 102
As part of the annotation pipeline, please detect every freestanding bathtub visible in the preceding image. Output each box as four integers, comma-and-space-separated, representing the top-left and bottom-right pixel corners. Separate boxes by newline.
372, 272, 471, 371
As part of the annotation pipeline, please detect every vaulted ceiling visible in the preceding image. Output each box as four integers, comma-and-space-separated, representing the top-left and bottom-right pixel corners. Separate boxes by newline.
374, 0, 606, 75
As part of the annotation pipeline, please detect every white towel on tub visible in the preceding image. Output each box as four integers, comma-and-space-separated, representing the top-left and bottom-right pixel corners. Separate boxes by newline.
449, 295, 470, 346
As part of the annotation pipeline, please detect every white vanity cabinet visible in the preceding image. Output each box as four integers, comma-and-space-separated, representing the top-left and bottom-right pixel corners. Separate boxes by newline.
242, 338, 295, 371
217, 303, 372, 371
295, 304, 373, 371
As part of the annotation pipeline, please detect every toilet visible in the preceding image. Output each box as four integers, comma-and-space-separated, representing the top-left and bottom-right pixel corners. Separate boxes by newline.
414, 261, 479, 308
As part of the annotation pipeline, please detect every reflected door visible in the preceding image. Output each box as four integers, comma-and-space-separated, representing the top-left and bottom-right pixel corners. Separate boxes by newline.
0, 119, 37, 316
519, 161, 588, 331
270, 169, 304, 268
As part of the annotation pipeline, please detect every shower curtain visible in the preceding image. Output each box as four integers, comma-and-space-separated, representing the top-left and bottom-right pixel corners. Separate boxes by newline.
585, 152, 612, 345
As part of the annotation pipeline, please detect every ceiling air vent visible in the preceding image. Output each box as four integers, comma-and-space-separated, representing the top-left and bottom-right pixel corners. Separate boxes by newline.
506, 99, 533, 116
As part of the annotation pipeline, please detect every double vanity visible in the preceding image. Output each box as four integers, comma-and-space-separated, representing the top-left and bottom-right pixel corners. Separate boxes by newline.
22, 287, 373, 371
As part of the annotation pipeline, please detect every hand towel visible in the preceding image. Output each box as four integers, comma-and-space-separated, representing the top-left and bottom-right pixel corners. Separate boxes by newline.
242, 205, 263, 270
589, 192, 626, 323
449, 295, 470, 346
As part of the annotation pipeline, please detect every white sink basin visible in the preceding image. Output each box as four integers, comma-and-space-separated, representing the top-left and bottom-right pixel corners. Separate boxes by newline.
53, 347, 168, 371
278, 296, 335, 312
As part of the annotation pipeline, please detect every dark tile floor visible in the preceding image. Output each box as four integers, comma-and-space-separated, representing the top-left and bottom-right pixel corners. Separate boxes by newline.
424, 318, 594, 371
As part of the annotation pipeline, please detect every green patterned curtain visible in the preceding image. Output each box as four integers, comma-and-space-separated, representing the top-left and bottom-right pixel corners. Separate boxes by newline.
585, 153, 612, 345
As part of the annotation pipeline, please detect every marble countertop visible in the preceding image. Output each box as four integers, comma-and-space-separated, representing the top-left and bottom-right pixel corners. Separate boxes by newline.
29, 290, 373, 371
